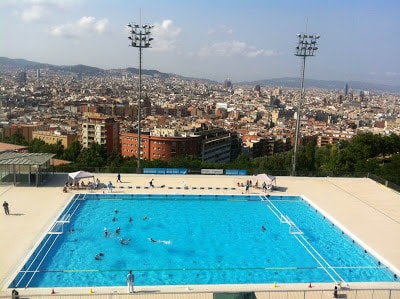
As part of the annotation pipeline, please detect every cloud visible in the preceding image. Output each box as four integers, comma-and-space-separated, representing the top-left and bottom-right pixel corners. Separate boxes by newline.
50, 16, 110, 38
198, 40, 281, 58
208, 25, 234, 35
151, 19, 182, 52
21, 5, 47, 21
384, 72, 400, 77
369, 71, 400, 77
7, 0, 79, 22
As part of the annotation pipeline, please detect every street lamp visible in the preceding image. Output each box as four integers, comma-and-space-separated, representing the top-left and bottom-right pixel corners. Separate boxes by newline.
128, 22, 153, 173
291, 33, 320, 176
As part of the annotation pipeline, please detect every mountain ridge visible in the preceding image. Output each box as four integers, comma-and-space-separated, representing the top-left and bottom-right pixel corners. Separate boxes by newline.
1, 57, 399, 92
238, 77, 400, 93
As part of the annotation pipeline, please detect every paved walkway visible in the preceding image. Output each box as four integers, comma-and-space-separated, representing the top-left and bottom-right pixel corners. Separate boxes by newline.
1, 174, 400, 296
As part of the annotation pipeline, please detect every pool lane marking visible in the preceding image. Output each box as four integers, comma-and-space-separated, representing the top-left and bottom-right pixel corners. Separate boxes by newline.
260, 196, 346, 284
293, 233, 346, 284
24, 265, 385, 274
63, 269, 99, 272
16, 233, 63, 289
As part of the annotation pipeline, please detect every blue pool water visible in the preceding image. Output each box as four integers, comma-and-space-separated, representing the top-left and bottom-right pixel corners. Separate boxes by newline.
10, 194, 396, 288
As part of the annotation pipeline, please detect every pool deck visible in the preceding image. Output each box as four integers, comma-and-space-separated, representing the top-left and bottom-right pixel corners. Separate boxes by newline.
1, 174, 400, 296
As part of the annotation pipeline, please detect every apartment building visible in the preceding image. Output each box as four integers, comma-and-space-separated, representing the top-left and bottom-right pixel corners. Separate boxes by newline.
80, 116, 119, 153
120, 129, 201, 161
1, 123, 48, 142
316, 130, 355, 147
32, 131, 78, 148
120, 126, 234, 163
193, 127, 232, 163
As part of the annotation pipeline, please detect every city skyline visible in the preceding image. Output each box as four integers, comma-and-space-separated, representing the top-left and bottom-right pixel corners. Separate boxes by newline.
1, 0, 399, 86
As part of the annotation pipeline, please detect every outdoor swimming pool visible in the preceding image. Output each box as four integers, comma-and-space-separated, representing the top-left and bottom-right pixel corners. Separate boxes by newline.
10, 194, 397, 288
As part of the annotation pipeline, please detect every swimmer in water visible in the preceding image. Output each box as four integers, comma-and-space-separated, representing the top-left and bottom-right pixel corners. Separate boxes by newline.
148, 238, 171, 245
120, 238, 131, 245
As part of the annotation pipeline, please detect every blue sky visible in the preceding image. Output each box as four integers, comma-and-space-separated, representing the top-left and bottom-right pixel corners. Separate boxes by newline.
1, 0, 399, 85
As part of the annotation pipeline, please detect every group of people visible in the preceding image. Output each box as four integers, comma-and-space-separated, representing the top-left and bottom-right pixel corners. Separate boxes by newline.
62, 178, 101, 193
61, 173, 165, 192
237, 179, 272, 193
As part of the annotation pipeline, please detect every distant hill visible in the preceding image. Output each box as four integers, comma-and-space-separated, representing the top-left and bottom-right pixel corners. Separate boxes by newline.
0, 57, 104, 76
125, 67, 171, 78
238, 77, 400, 93
1, 57, 399, 92
0, 57, 217, 83
0, 57, 46, 68
0, 57, 168, 78
62, 64, 104, 75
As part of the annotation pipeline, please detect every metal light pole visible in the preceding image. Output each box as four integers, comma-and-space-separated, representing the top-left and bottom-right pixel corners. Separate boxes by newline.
292, 33, 319, 176
128, 22, 153, 173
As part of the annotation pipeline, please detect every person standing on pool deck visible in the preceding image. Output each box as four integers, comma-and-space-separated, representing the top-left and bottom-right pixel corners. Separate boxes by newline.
3, 201, 9, 215
116, 173, 121, 183
126, 270, 135, 293
107, 181, 113, 193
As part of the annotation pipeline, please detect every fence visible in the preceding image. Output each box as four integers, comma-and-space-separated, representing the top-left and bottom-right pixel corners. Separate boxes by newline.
367, 172, 400, 193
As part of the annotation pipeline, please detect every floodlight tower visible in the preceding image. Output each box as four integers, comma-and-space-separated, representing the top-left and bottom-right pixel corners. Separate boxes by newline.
128, 22, 153, 173
292, 33, 319, 176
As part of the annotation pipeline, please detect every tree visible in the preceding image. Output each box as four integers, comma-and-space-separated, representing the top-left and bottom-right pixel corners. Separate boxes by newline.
76, 142, 107, 168
5, 132, 28, 145
314, 145, 333, 173
348, 133, 380, 160
107, 151, 124, 168
52, 140, 65, 158
44, 132, 399, 184
28, 138, 64, 158
378, 153, 400, 185
29, 138, 47, 153
62, 140, 82, 162
230, 154, 252, 170
295, 142, 316, 174
168, 155, 202, 169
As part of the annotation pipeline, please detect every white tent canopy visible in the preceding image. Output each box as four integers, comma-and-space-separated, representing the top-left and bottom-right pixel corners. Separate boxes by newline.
253, 173, 276, 185
68, 171, 95, 183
